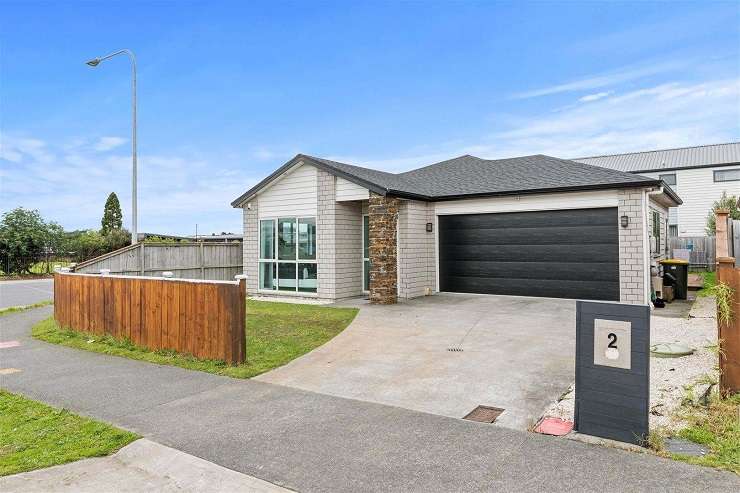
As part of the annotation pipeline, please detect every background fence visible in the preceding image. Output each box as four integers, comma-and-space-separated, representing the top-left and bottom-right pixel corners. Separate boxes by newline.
54, 271, 246, 364
72, 242, 243, 281
669, 236, 716, 271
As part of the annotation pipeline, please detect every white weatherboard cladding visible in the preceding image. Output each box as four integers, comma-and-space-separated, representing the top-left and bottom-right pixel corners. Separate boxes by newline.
644, 167, 740, 236
433, 190, 618, 215
640, 172, 678, 226
257, 163, 318, 218
336, 177, 369, 201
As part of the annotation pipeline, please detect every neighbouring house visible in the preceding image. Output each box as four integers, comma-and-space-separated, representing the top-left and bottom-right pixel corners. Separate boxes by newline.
574, 142, 740, 237
231, 154, 680, 305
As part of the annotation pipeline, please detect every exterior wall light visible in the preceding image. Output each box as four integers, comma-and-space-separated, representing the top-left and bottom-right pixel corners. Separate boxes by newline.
621, 215, 629, 228
426, 222, 433, 232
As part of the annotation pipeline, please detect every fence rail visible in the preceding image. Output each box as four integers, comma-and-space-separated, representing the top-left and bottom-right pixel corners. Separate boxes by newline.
669, 236, 715, 271
73, 242, 243, 281
54, 271, 246, 364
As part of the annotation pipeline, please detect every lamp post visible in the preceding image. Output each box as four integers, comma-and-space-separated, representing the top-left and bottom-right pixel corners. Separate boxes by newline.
85, 49, 138, 245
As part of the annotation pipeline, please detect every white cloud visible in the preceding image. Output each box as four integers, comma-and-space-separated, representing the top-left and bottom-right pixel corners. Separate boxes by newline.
336, 77, 740, 169
250, 147, 277, 161
489, 78, 740, 158
512, 60, 686, 99
93, 136, 127, 152
578, 91, 612, 103
1, 136, 256, 235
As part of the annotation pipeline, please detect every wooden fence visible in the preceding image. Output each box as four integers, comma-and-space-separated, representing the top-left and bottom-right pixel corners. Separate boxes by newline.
716, 258, 740, 394
669, 236, 715, 271
54, 271, 246, 364
72, 242, 243, 281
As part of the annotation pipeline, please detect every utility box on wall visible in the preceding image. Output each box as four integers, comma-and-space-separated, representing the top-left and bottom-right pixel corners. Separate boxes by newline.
574, 301, 650, 445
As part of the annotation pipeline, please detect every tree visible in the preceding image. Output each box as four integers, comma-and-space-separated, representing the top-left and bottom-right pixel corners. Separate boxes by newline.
0, 208, 64, 274
101, 192, 123, 235
63, 228, 131, 262
706, 192, 740, 235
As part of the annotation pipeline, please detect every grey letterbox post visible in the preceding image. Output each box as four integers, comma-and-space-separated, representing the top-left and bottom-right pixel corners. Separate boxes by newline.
574, 301, 650, 445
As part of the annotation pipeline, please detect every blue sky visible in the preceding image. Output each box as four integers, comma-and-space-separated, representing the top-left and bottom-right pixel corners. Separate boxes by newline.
2, 1, 739, 235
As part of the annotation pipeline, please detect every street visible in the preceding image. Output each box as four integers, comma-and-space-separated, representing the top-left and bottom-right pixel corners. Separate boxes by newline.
1, 307, 737, 492
0, 278, 54, 309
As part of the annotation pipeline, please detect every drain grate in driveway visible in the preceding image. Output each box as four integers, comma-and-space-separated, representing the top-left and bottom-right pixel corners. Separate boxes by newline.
463, 405, 504, 423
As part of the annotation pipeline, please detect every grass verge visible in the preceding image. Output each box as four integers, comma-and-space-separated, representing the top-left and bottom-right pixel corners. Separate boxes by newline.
0, 390, 137, 476
649, 388, 739, 474
32, 299, 358, 379
669, 392, 740, 473
696, 271, 717, 297
0, 300, 53, 317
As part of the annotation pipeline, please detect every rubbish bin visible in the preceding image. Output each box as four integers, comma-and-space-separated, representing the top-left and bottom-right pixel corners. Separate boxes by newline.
660, 259, 689, 300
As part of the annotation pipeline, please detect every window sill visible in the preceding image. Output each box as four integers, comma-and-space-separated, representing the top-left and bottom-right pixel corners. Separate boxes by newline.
256, 289, 318, 298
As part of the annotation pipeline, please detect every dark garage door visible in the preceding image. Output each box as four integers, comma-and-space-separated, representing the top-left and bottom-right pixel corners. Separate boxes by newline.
438, 208, 619, 301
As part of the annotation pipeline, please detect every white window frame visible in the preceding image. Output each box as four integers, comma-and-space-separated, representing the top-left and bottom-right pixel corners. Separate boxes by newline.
258, 216, 317, 294
714, 168, 740, 182
658, 173, 677, 186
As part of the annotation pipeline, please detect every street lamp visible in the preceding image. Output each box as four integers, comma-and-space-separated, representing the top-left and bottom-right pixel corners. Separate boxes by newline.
85, 49, 138, 245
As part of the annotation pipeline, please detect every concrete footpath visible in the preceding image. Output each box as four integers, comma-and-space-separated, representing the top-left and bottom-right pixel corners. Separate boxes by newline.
0, 439, 292, 493
1, 308, 738, 492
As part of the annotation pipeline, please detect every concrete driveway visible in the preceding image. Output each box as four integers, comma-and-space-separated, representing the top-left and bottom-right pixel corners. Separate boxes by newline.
256, 293, 576, 429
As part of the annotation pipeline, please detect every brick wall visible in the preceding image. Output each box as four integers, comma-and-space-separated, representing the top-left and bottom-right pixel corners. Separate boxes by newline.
317, 170, 363, 300
398, 200, 436, 299
242, 198, 259, 293
369, 193, 399, 304
618, 189, 646, 304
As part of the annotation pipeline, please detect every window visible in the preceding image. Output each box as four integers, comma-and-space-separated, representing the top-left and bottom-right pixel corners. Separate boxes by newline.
659, 173, 676, 186
714, 169, 740, 182
651, 210, 661, 256
259, 217, 317, 293
669, 225, 678, 237
362, 215, 370, 292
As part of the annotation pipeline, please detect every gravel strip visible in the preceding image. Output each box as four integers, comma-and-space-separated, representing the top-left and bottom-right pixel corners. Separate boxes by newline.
542, 296, 718, 430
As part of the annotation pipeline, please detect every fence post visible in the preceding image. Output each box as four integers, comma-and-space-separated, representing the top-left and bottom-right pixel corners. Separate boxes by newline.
235, 274, 247, 364
200, 242, 205, 279
717, 257, 740, 395
139, 242, 145, 276
716, 209, 730, 258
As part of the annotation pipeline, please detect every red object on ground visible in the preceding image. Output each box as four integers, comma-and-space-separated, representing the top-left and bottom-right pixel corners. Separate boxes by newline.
0, 341, 21, 349
534, 417, 573, 436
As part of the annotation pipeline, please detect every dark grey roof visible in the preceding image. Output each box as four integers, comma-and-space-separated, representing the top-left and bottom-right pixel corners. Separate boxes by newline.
231, 153, 681, 207
573, 142, 740, 173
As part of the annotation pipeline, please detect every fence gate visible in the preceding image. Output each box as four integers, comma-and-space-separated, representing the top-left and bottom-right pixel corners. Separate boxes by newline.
574, 301, 650, 445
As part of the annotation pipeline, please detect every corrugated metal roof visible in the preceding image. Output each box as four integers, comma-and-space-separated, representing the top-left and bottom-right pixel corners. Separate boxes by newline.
573, 142, 740, 173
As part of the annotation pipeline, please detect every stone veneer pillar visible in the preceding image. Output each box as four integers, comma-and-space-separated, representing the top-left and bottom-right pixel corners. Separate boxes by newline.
369, 192, 399, 304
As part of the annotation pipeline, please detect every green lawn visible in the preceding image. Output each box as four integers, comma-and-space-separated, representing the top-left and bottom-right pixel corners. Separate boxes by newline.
29, 260, 71, 275
33, 300, 358, 379
0, 390, 137, 476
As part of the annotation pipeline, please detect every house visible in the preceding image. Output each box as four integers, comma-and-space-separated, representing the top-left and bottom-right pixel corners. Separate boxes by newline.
574, 142, 740, 237
231, 154, 680, 305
